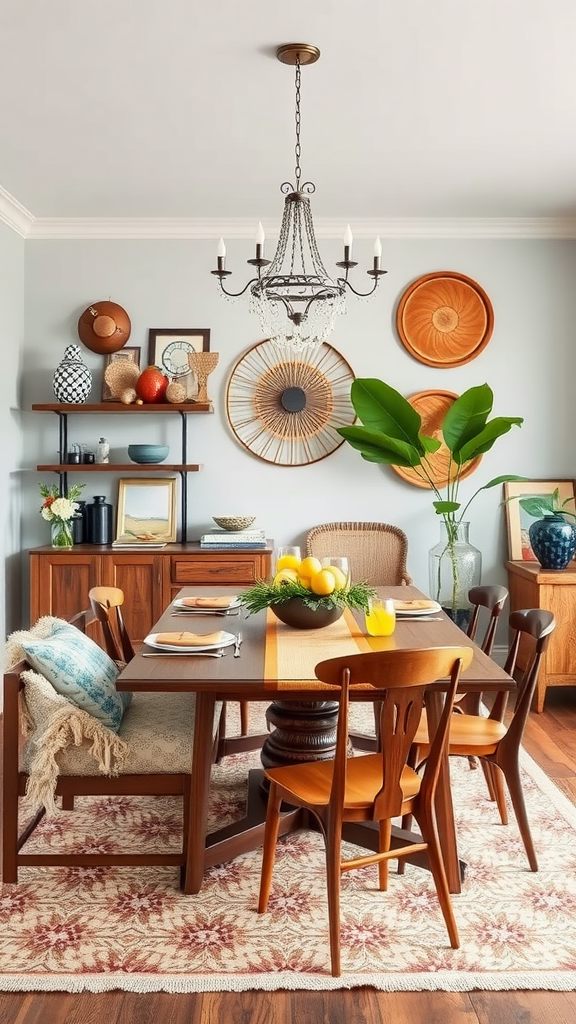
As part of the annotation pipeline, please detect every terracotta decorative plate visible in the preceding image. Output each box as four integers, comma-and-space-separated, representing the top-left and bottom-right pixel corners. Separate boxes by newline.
396, 271, 494, 367
391, 389, 482, 489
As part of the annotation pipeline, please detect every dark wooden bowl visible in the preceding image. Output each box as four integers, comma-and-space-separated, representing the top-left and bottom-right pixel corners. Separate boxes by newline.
270, 597, 344, 630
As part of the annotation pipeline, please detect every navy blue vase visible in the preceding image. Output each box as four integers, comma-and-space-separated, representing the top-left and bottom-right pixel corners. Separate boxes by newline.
529, 515, 576, 569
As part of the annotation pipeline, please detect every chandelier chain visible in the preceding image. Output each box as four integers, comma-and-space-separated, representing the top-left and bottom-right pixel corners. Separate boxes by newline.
294, 56, 301, 191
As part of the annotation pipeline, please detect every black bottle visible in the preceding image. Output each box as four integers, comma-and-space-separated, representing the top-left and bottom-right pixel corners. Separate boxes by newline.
86, 495, 113, 545
72, 500, 87, 544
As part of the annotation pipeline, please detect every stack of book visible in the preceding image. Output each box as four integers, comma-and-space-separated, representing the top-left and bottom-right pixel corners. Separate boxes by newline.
200, 528, 267, 549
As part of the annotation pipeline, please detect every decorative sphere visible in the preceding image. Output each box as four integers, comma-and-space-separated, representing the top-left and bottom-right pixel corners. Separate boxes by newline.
119, 387, 137, 404
270, 597, 344, 630
166, 381, 187, 404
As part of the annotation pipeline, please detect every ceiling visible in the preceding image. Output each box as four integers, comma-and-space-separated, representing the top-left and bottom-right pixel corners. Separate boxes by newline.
2, 0, 576, 234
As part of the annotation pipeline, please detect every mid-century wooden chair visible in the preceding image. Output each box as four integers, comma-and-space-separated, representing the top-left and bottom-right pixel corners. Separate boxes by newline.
307, 522, 413, 753
405, 608, 555, 873
306, 521, 412, 586
257, 645, 472, 977
2, 608, 221, 883
455, 584, 509, 719
88, 586, 135, 663
88, 586, 264, 761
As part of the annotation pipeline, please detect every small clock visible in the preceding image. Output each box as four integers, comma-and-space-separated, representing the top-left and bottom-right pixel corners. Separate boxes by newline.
161, 340, 194, 377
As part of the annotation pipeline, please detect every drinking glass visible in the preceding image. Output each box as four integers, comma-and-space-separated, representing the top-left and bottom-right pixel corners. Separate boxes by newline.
365, 597, 396, 636
275, 545, 302, 573
320, 556, 350, 588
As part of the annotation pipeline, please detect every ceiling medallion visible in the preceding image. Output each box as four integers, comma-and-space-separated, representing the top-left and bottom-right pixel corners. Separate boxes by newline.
225, 338, 356, 465
211, 44, 385, 351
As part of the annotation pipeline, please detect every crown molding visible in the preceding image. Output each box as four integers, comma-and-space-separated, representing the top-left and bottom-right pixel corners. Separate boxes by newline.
0, 185, 35, 238
25, 215, 576, 241
0, 205, 562, 242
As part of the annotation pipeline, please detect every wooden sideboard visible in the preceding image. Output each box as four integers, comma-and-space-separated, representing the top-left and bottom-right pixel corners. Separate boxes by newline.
506, 559, 576, 712
30, 542, 273, 643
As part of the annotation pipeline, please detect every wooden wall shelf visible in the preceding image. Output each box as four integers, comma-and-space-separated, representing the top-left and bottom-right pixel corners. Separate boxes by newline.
32, 402, 212, 541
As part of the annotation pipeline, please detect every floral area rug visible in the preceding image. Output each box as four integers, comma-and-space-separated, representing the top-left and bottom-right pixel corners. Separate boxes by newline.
2, 702, 576, 993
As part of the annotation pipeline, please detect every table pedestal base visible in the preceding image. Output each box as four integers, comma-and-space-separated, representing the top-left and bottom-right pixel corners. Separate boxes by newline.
261, 700, 339, 769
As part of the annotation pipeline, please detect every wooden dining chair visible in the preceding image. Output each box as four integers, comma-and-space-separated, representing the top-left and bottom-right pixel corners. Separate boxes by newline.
88, 586, 262, 761
307, 523, 413, 753
404, 608, 555, 873
257, 645, 473, 977
455, 584, 509, 718
2, 608, 223, 883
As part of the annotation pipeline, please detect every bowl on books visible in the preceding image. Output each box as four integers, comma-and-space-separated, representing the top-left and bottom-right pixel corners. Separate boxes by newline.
128, 444, 169, 464
212, 515, 256, 531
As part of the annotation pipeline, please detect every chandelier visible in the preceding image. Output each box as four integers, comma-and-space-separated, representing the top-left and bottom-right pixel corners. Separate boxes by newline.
211, 43, 386, 350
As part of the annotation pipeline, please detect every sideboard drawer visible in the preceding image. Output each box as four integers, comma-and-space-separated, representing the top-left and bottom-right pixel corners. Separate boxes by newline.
171, 550, 272, 585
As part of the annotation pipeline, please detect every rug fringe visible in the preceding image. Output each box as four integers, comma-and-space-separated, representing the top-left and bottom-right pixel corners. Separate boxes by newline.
1, 970, 576, 993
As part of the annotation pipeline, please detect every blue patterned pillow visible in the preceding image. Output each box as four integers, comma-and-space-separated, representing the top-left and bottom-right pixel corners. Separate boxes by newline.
18, 621, 132, 733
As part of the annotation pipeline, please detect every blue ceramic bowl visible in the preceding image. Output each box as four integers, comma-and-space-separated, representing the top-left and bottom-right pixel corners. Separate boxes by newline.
127, 444, 170, 464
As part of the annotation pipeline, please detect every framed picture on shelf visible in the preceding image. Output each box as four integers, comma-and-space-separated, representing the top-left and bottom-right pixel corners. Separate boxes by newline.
116, 478, 178, 544
148, 328, 211, 401
101, 347, 141, 401
503, 480, 575, 561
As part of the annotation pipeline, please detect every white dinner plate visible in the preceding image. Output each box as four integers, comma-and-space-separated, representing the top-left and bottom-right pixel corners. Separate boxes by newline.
393, 600, 442, 617
172, 597, 241, 612
143, 631, 236, 652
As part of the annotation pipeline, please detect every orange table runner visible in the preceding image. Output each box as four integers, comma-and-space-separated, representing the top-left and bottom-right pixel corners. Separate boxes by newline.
264, 607, 373, 690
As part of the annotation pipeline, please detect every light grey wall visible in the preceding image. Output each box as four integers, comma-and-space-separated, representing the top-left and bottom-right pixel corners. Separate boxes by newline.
0, 219, 25, 640
21, 235, 576, 629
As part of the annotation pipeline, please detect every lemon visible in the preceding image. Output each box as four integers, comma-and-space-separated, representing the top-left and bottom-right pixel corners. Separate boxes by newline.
273, 568, 298, 586
310, 569, 337, 596
276, 554, 301, 572
323, 565, 347, 591
298, 555, 322, 579
297, 574, 311, 589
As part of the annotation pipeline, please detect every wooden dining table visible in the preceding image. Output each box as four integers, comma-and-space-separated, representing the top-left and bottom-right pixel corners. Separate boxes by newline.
116, 584, 515, 895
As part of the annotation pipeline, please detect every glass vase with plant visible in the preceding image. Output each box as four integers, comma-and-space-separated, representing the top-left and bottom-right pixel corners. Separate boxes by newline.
337, 380, 525, 620
39, 482, 85, 548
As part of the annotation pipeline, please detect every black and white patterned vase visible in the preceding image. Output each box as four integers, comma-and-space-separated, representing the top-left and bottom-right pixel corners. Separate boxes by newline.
52, 344, 92, 403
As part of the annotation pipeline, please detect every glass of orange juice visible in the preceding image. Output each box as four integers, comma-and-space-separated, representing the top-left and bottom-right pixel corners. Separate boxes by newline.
275, 546, 302, 573
365, 597, 396, 636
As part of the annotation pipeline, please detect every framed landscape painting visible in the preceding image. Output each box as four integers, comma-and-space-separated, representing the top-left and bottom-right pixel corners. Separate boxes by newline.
116, 478, 177, 544
503, 480, 575, 560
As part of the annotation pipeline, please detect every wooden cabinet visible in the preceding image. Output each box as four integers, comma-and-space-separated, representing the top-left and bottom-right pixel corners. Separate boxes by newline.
506, 560, 576, 712
30, 543, 273, 643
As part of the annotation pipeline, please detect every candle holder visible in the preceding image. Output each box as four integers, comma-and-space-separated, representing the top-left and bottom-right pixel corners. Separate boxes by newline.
188, 351, 219, 403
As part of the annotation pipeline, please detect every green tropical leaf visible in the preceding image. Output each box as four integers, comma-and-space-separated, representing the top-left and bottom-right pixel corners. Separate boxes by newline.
456, 417, 524, 463
337, 425, 423, 466
442, 384, 493, 456
348, 379, 424, 449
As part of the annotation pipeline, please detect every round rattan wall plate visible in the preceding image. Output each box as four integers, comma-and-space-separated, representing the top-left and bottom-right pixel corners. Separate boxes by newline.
396, 271, 494, 368
225, 339, 356, 466
391, 389, 483, 489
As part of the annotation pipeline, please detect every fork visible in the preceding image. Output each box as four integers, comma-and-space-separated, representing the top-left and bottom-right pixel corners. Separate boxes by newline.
233, 632, 243, 657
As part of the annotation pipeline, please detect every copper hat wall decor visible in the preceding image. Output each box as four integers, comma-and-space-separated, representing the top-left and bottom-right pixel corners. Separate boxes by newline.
225, 339, 356, 466
395, 271, 494, 368
77, 301, 132, 354
391, 389, 483, 489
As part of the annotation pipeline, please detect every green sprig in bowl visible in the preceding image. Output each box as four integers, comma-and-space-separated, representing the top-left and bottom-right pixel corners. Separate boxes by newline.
239, 578, 376, 630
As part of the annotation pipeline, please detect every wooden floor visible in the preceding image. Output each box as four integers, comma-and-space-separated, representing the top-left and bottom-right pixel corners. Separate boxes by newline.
2, 686, 576, 1024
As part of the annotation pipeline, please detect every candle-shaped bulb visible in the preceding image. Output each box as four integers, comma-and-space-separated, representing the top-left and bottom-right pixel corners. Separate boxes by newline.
217, 237, 226, 258
373, 236, 382, 258
343, 224, 353, 248
255, 222, 265, 245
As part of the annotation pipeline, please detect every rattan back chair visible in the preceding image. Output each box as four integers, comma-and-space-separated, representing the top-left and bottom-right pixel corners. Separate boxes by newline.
306, 521, 412, 585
